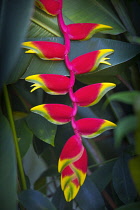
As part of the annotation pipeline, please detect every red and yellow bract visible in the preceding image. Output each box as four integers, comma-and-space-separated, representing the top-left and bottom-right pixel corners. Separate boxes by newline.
67, 23, 112, 40
74, 83, 116, 107
22, 41, 66, 60
76, 118, 116, 138
71, 49, 114, 75
35, 0, 62, 16
58, 135, 87, 202
25, 74, 70, 95
31, 104, 73, 125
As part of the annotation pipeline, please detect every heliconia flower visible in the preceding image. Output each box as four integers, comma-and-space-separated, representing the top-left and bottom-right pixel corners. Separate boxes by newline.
71, 49, 114, 75
35, 0, 62, 16
31, 104, 73, 125
58, 135, 87, 202
22, 41, 66, 60
25, 74, 70, 95
67, 23, 113, 41
74, 83, 116, 107
75, 118, 116, 138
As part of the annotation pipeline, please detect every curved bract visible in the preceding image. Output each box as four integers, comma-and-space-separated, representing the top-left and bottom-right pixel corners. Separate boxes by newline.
31, 104, 73, 125
58, 135, 87, 202
76, 118, 116, 138
71, 49, 114, 75
25, 74, 70, 95
35, 0, 62, 16
22, 41, 66, 60
74, 83, 116, 107
67, 23, 113, 40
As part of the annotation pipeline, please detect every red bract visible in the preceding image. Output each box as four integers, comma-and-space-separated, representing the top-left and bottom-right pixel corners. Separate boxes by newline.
22, 41, 66, 60
67, 23, 112, 40
76, 118, 116, 138
74, 83, 116, 107
31, 104, 73, 125
25, 74, 70, 95
58, 135, 87, 202
71, 49, 114, 75
35, 0, 62, 16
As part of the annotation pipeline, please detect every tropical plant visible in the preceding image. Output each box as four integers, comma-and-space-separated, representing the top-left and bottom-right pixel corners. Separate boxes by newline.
0, 0, 140, 209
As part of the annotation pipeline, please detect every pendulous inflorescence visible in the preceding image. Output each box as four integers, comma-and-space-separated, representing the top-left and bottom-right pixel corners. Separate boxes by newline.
23, 0, 116, 202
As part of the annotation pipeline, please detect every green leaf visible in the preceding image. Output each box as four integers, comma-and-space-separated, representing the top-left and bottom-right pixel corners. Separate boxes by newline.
15, 119, 33, 157
112, 154, 137, 204
29, 7, 61, 38
0, 114, 17, 210
0, 0, 34, 87
26, 113, 57, 146
76, 177, 105, 210
63, 0, 126, 35
75, 38, 140, 84
107, 91, 140, 105
114, 115, 137, 147
90, 160, 116, 191
52, 187, 72, 210
34, 176, 46, 194
19, 189, 56, 210
115, 202, 140, 210
129, 156, 140, 195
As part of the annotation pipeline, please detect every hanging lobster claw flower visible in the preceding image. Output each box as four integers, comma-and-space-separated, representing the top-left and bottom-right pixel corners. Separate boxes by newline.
58, 135, 87, 202
35, 0, 62, 16
25, 74, 70, 95
31, 104, 73, 125
74, 83, 116, 107
22, 41, 66, 60
71, 49, 114, 75
75, 118, 116, 138
67, 23, 112, 40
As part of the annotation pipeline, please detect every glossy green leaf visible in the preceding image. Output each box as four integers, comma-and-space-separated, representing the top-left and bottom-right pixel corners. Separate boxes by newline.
90, 160, 116, 191
52, 187, 72, 210
115, 202, 140, 210
63, 0, 125, 35
76, 177, 105, 210
107, 91, 140, 105
7, 37, 140, 84
0, 0, 34, 88
29, 7, 61, 38
112, 154, 137, 204
15, 119, 33, 157
0, 114, 17, 210
19, 189, 56, 210
129, 156, 140, 195
34, 176, 46, 194
114, 115, 137, 147
26, 113, 57, 146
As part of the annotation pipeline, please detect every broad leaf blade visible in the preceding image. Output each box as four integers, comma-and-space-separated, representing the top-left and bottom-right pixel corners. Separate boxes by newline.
26, 113, 57, 146
107, 91, 140, 105
112, 154, 137, 204
114, 115, 137, 147
76, 177, 105, 210
63, 0, 126, 35
90, 160, 116, 191
0, 0, 34, 88
115, 202, 140, 210
15, 119, 33, 157
19, 189, 56, 210
0, 114, 17, 210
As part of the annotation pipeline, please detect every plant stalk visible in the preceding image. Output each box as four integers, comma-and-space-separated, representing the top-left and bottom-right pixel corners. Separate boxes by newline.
3, 85, 27, 190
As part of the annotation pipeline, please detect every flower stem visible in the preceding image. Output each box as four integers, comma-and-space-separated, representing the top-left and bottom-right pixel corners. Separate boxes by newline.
3, 85, 27, 190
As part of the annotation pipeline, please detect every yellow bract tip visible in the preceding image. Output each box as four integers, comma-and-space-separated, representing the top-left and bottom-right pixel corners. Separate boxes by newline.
25, 49, 35, 54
